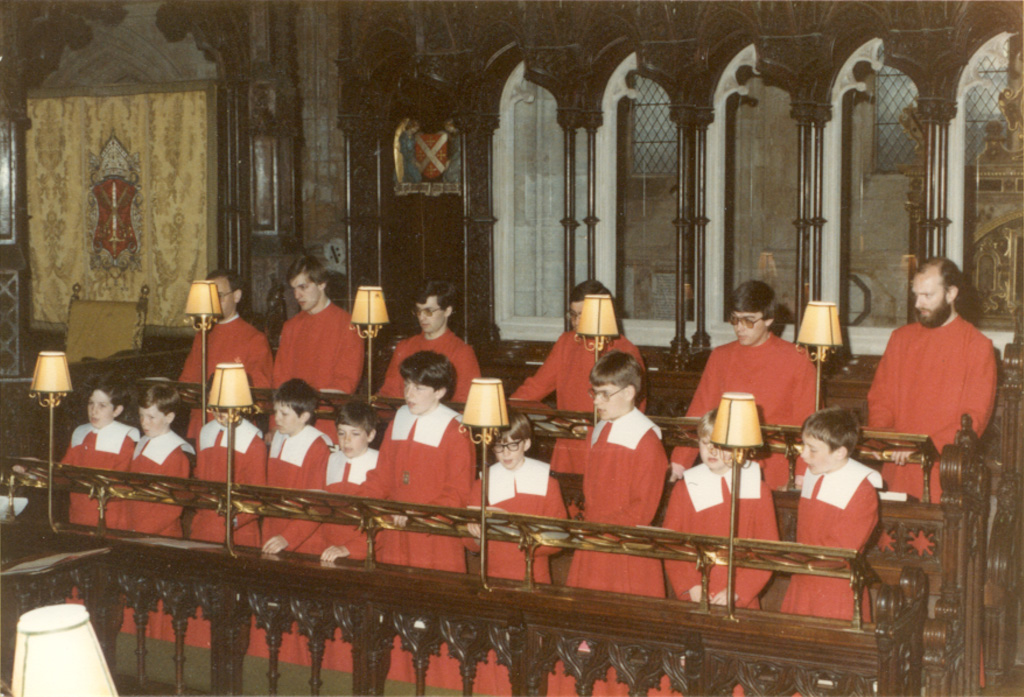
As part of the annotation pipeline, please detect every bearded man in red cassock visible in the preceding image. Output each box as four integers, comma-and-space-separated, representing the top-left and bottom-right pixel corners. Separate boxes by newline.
867, 257, 997, 501
179, 268, 274, 439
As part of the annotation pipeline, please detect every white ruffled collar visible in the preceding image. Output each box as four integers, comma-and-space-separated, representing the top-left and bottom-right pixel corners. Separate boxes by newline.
488, 457, 550, 505
802, 458, 882, 509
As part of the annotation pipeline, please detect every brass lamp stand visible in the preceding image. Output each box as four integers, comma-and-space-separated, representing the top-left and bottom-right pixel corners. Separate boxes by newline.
208, 363, 255, 557
350, 286, 389, 401
710, 392, 763, 621
185, 280, 223, 425
794, 301, 843, 489
575, 294, 618, 422
30, 352, 73, 533
462, 378, 510, 590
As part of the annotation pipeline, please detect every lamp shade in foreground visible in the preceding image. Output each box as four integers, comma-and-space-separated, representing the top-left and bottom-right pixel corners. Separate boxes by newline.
797, 301, 842, 347
185, 280, 222, 317
711, 392, 763, 449
463, 378, 509, 429
576, 294, 618, 338
351, 286, 389, 326
208, 363, 254, 409
31, 352, 72, 394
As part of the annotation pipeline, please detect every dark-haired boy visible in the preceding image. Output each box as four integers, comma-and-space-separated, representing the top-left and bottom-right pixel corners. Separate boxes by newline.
670, 280, 815, 489
378, 279, 481, 403
360, 351, 475, 572
510, 280, 645, 474
781, 407, 881, 621
319, 401, 380, 563
123, 384, 194, 536
262, 379, 333, 555
179, 269, 274, 439
272, 256, 364, 439
567, 351, 666, 597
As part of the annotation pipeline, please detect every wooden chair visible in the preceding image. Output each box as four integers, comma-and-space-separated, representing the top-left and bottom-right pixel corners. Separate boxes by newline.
64, 283, 149, 363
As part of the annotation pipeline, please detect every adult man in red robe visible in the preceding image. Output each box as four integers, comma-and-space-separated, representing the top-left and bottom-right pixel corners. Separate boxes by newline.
272, 256, 365, 440
179, 269, 273, 439
378, 279, 481, 403
670, 281, 816, 490
510, 280, 645, 474
867, 257, 997, 500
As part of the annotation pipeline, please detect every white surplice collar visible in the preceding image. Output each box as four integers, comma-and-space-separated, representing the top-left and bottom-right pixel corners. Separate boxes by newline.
390, 404, 461, 448
71, 421, 139, 453
591, 407, 660, 450
270, 425, 331, 466
199, 418, 261, 453
134, 430, 194, 464
326, 448, 379, 486
802, 458, 882, 510
683, 462, 762, 512
488, 457, 550, 505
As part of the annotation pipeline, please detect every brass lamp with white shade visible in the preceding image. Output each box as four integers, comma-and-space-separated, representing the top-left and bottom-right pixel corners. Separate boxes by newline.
30, 351, 73, 533
208, 363, 255, 556
710, 392, 763, 621
12, 604, 117, 697
185, 280, 223, 428
462, 378, 510, 590
350, 286, 389, 401
797, 300, 842, 411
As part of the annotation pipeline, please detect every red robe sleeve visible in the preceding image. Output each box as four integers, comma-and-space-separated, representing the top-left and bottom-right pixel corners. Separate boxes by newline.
866, 333, 900, 431
510, 336, 566, 402
431, 420, 476, 508
591, 429, 667, 527
449, 341, 481, 403
275, 437, 331, 550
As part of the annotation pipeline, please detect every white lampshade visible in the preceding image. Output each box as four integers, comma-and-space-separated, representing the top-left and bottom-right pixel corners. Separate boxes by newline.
208, 363, 253, 409
12, 604, 117, 696
30, 352, 72, 394
463, 378, 509, 428
184, 280, 222, 317
351, 286, 389, 326
576, 294, 618, 338
797, 301, 842, 347
711, 392, 763, 449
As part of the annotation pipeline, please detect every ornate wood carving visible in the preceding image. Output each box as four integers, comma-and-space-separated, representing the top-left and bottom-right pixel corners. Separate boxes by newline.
247, 590, 296, 696
291, 597, 337, 696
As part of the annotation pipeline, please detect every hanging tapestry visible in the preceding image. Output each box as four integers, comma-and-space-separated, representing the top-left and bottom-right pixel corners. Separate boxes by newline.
88, 134, 142, 277
393, 118, 462, 196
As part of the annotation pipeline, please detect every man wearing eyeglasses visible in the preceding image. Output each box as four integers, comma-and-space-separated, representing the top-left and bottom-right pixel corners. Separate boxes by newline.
669, 280, 816, 490
378, 279, 481, 403
510, 280, 646, 475
178, 268, 273, 439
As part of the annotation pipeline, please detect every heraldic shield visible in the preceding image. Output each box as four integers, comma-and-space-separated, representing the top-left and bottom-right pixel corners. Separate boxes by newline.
88, 134, 142, 276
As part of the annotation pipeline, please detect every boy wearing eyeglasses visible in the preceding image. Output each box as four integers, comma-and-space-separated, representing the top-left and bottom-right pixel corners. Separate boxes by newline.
510, 280, 645, 475
360, 350, 475, 572
378, 279, 481, 403
465, 410, 567, 583
669, 280, 815, 490
566, 351, 667, 597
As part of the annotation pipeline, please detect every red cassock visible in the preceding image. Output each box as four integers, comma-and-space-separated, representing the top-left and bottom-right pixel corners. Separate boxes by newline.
670, 334, 816, 489
122, 432, 193, 537
567, 409, 667, 598
190, 419, 267, 548
510, 332, 645, 474
359, 405, 475, 572
317, 448, 379, 561
264, 426, 332, 554
867, 316, 996, 500
662, 463, 778, 607
178, 316, 274, 439
781, 459, 881, 621
378, 331, 481, 403
62, 421, 138, 528
466, 458, 566, 584
272, 302, 365, 441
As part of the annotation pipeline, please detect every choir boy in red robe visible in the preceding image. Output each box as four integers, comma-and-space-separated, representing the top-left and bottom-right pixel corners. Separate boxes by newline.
272, 256, 364, 441
359, 351, 475, 572
319, 401, 379, 564
62, 376, 139, 527
262, 379, 333, 555
663, 409, 778, 607
781, 408, 881, 621
190, 412, 267, 547
510, 280, 645, 475
466, 410, 566, 583
670, 281, 815, 490
567, 351, 667, 598
378, 280, 481, 403
123, 384, 193, 536
179, 269, 273, 439
867, 257, 996, 500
